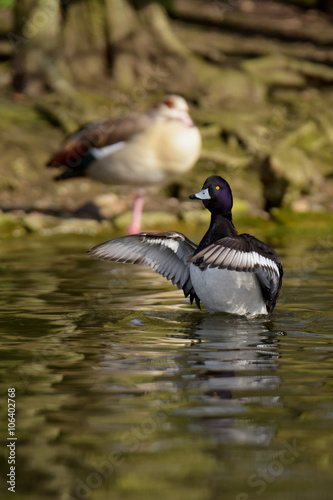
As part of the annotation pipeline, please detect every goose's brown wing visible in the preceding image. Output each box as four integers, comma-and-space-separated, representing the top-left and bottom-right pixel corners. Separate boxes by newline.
47, 113, 152, 168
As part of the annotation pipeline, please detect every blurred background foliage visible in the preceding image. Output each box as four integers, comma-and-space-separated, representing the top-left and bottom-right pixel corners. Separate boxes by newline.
0, 0, 333, 236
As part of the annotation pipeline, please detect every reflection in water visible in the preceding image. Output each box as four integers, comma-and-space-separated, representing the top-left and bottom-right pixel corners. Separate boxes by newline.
164, 315, 281, 447
0, 234, 332, 500
186, 315, 280, 388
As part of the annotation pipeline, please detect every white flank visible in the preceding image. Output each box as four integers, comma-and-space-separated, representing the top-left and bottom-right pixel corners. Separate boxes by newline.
190, 265, 267, 316
91, 141, 126, 159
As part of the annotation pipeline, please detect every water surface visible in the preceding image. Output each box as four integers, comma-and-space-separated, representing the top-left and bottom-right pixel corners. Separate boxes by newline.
0, 228, 333, 500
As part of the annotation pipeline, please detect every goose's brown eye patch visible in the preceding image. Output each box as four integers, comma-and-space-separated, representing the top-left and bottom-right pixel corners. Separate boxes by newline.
163, 98, 174, 108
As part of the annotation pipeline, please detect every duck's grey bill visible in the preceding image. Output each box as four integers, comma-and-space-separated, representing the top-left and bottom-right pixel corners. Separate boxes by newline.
190, 188, 211, 200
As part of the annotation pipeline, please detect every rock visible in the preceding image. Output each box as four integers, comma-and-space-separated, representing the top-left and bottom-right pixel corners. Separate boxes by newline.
40, 218, 113, 236
78, 193, 128, 220
291, 198, 312, 213
22, 213, 60, 233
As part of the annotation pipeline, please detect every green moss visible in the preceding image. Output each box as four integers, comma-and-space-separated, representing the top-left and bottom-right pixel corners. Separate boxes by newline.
271, 208, 333, 233
0, 213, 27, 238
0, 99, 47, 129
0, 0, 14, 9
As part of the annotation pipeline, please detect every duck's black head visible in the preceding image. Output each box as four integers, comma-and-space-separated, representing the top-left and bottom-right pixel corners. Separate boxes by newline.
189, 176, 233, 215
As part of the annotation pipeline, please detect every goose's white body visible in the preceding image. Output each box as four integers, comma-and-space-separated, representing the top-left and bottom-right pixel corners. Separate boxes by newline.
47, 94, 201, 233
87, 120, 201, 186
189, 265, 267, 316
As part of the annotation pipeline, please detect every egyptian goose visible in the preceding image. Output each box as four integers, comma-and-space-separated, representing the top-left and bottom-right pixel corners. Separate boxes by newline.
89, 176, 283, 317
47, 95, 201, 234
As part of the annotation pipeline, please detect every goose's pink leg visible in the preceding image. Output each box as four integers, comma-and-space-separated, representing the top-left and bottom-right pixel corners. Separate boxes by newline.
126, 191, 145, 234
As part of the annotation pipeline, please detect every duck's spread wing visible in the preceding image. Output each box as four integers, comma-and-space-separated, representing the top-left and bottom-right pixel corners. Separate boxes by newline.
88, 231, 200, 306
189, 234, 283, 313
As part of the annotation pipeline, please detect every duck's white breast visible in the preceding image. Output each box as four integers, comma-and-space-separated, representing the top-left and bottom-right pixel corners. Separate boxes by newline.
190, 264, 267, 317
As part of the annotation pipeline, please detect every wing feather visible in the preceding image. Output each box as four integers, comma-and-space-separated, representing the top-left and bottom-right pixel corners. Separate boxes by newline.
88, 231, 200, 304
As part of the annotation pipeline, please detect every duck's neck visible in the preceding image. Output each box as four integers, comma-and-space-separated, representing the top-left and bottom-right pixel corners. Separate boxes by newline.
196, 212, 237, 253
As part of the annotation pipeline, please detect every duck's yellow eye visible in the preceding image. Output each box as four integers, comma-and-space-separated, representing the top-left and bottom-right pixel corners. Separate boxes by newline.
215, 186, 220, 190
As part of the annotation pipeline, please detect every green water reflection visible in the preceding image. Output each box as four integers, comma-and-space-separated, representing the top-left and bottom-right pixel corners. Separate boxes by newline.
0, 227, 333, 500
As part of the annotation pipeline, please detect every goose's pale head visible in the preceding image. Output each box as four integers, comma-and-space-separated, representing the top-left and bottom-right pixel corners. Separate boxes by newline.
153, 95, 194, 127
